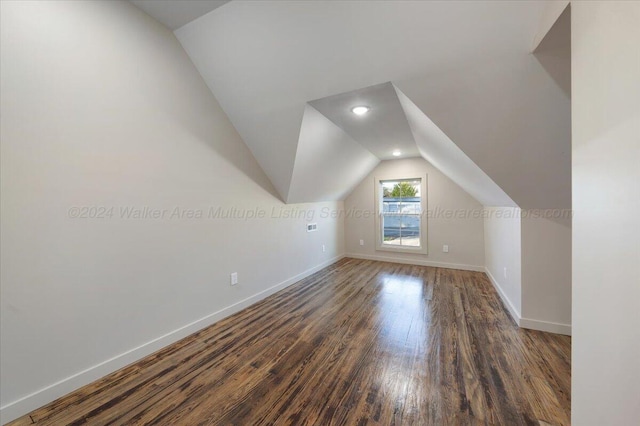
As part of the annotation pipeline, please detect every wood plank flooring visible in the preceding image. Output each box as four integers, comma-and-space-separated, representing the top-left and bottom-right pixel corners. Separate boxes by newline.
9, 258, 571, 425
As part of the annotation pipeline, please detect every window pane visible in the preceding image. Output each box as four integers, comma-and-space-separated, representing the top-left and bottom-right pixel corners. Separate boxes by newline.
382, 180, 421, 199
400, 215, 420, 246
382, 201, 399, 213
381, 181, 396, 199
382, 180, 420, 200
382, 215, 421, 247
400, 200, 421, 214
382, 215, 401, 245
380, 178, 423, 249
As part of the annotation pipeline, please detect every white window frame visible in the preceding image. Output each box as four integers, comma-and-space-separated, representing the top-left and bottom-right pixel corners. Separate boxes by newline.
374, 175, 428, 254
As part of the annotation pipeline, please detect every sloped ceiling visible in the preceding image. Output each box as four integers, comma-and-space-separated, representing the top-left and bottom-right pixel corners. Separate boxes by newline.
173, 0, 570, 209
130, 0, 229, 30
533, 5, 571, 98
290, 81, 512, 206
286, 81, 415, 204
309, 82, 419, 160
531, 1, 570, 52
395, 86, 516, 207
288, 105, 379, 204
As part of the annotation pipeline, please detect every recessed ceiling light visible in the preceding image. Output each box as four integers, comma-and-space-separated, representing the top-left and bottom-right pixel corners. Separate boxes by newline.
351, 106, 370, 116
392, 150, 402, 157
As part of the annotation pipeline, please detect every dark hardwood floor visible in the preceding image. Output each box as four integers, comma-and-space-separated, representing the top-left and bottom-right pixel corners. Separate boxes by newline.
9, 258, 571, 425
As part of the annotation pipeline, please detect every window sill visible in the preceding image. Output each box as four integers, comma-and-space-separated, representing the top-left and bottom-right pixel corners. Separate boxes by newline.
376, 244, 428, 255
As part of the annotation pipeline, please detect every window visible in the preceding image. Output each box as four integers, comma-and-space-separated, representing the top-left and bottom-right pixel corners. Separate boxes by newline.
375, 176, 427, 254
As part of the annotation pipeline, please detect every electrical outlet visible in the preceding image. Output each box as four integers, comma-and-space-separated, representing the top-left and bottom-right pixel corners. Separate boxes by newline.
359, 239, 364, 246
503, 267, 507, 279
230, 272, 238, 286
322, 244, 326, 252
443, 245, 449, 253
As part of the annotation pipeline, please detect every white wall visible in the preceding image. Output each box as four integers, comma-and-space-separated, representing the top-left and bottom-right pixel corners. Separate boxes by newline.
483, 207, 522, 321
572, 1, 640, 424
345, 158, 485, 271
483, 209, 572, 334
520, 211, 571, 334
0, 1, 344, 423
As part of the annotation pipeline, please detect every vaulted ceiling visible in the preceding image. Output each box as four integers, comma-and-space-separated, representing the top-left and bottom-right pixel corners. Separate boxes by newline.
133, 0, 571, 209
130, 0, 229, 30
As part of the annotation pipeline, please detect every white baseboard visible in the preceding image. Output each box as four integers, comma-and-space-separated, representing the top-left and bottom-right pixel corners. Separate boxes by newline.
484, 267, 522, 325
483, 268, 571, 336
0, 255, 344, 425
520, 318, 572, 336
345, 253, 485, 272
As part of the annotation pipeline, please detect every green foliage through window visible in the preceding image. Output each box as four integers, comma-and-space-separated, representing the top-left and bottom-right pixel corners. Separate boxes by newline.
379, 178, 423, 248
387, 182, 417, 198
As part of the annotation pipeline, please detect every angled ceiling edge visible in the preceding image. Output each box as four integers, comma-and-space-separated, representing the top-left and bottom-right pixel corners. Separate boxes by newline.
286, 104, 380, 204
393, 84, 517, 207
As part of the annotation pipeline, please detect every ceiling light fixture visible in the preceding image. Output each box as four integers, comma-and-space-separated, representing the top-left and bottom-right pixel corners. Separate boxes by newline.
392, 150, 402, 157
351, 106, 370, 116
